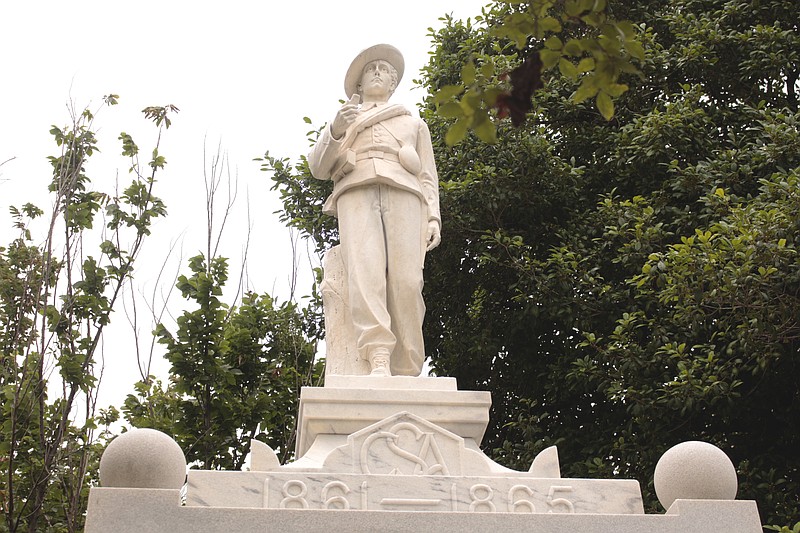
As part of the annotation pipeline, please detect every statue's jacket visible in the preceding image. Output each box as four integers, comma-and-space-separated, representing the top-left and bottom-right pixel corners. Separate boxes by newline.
308, 103, 441, 226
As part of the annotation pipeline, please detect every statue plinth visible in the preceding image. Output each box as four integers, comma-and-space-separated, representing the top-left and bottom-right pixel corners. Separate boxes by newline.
294, 376, 489, 458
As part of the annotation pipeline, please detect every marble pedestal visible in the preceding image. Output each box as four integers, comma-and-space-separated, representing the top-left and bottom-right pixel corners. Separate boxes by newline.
293, 375, 490, 458
85, 376, 763, 532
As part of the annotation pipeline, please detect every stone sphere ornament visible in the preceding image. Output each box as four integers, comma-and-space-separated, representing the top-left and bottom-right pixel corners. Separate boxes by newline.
99, 428, 187, 489
654, 440, 738, 510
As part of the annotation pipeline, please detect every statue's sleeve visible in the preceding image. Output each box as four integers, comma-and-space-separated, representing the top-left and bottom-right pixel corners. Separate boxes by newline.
417, 119, 441, 225
308, 123, 343, 181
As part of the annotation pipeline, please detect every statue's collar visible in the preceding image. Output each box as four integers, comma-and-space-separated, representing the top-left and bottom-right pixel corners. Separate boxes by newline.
360, 101, 388, 111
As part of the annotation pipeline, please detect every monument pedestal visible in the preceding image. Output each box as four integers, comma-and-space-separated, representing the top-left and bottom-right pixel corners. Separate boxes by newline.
293, 376, 490, 459
86, 377, 763, 532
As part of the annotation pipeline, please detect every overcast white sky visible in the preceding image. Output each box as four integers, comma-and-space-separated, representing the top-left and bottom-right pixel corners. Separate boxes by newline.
0, 1, 489, 413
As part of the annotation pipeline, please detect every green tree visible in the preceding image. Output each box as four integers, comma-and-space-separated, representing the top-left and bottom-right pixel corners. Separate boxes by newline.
123, 148, 324, 469
0, 98, 173, 532
122, 255, 323, 468
267, 0, 799, 527
420, 0, 799, 525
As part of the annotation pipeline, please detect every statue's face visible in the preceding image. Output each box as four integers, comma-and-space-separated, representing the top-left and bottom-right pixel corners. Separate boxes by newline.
360, 60, 396, 100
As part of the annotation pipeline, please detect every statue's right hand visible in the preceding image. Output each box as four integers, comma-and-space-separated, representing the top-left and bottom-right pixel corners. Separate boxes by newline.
331, 95, 360, 139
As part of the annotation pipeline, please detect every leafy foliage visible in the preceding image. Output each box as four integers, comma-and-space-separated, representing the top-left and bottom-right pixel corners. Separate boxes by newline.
433, 0, 646, 144
1, 98, 172, 532
122, 254, 323, 468
123, 141, 325, 471
416, 0, 800, 525
255, 120, 338, 255
767, 521, 800, 533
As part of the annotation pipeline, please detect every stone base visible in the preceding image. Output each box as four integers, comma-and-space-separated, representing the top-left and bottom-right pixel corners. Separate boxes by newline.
85, 491, 762, 532
85, 379, 763, 532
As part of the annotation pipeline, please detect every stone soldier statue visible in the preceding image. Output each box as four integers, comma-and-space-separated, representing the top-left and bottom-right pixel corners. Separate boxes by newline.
308, 44, 441, 377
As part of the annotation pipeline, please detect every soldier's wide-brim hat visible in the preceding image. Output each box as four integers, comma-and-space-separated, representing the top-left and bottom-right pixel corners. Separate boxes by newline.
344, 44, 405, 98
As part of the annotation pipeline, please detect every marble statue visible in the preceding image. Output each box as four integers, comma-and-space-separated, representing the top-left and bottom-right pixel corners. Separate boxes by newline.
308, 44, 441, 377
85, 46, 764, 532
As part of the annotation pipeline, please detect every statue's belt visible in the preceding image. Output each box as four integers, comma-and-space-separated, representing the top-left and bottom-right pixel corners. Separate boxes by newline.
355, 150, 400, 163
334, 147, 421, 180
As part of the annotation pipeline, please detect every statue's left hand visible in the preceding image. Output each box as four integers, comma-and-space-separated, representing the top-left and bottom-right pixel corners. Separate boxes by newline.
426, 220, 441, 251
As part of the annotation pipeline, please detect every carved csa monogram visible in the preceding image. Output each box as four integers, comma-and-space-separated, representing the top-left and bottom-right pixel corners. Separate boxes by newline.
359, 422, 449, 475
